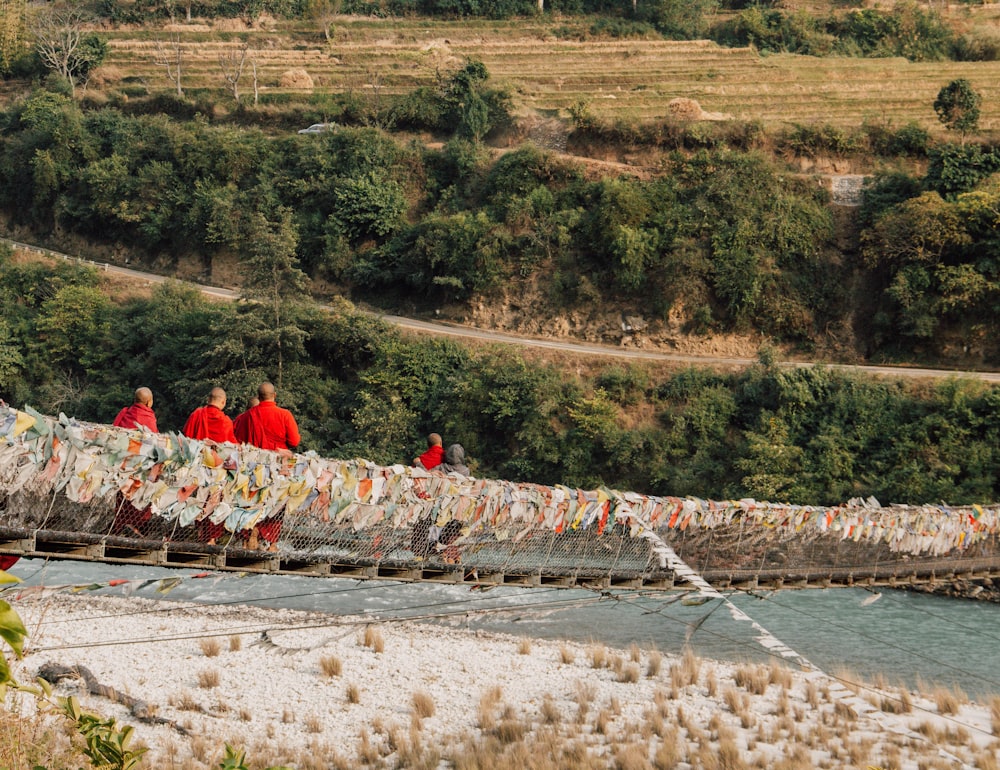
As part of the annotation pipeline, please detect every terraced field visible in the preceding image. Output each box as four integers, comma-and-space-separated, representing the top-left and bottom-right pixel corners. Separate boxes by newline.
100, 16, 1000, 131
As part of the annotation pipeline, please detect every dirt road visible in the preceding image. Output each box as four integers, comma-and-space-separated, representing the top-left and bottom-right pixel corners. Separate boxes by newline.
8, 236, 1000, 383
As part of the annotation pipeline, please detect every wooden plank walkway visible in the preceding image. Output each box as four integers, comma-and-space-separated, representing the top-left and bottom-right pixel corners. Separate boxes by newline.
3, 526, 998, 593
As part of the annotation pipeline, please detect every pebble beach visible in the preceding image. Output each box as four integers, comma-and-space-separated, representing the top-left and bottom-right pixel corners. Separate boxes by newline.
5, 591, 999, 769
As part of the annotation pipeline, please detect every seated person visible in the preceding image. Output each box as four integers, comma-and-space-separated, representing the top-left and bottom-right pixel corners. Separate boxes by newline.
414, 433, 445, 470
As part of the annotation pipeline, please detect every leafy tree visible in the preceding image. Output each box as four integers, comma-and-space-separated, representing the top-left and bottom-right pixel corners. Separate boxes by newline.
925, 143, 1000, 198
934, 78, 982, 141
640, 0, 718, 39
861, 191, 969, 269
238, 207, 311, 387
0, 0, 28, 76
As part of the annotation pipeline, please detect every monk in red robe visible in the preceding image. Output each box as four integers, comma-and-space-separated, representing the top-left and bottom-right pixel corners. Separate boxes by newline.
414, 433, 444, 470
113, 387, 157, 432
183, 387, 237, 444
182, 387, 237, 544
110, 387, 157, 537
234, 382, 300, 551
232, 397, 259, 440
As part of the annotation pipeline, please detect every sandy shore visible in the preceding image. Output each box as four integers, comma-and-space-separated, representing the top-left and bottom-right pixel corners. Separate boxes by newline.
5, 592, 999, 769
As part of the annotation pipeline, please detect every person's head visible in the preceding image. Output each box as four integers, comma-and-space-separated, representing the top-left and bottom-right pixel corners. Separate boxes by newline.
208, 387, 227, 408
428, 433, 442, 448
258, 382, 276, 402
135, 387, 153, 408
247, 397, 260, 410
445, 443, 465, 465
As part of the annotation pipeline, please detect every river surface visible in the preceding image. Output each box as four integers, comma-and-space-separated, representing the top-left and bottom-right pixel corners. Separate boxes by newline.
6, 558, 999, 699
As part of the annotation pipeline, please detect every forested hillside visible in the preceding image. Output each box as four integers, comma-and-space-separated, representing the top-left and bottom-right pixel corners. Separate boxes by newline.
2, 1, 1000, 504
6, 247, 1000, 507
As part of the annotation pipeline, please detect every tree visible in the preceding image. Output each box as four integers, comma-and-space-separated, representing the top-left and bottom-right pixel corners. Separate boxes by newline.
305, 0, 342, 41
30, 5, 106, 96
239, 208, 310, 387
153, 34, 184, 97
934, 79, 982, 142
0, 0, 27, 76
219, 39, 250, 102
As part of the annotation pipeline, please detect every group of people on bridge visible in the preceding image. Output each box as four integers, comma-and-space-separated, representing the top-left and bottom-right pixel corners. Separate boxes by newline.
111, 382, 299, 550
107, 384, 472, 553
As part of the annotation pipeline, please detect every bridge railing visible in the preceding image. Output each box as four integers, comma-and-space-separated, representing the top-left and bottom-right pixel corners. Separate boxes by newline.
1, 406, 998, 590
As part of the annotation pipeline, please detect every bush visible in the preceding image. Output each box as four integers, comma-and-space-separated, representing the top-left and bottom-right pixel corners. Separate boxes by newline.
925, 143, 1000, 198
952, 29, 1000, 62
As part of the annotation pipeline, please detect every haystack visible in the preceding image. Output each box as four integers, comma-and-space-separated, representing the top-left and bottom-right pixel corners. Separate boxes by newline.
667, 97, 704, 121
280, 69, 314, 89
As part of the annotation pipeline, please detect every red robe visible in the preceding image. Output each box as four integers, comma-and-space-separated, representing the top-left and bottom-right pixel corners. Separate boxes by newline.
111, 402, 157, 536
0, 555, 19, 571
233, 400, 300, 546
183, 404, 237, 543
233, 400, 300, 451
417, 444, 445, 470
113, 403, 158, 432
232, 410, 251, 441
183, 405, 237, 444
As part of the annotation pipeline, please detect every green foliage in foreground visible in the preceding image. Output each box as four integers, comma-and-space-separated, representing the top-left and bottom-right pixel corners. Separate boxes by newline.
4, 251, 1000, 506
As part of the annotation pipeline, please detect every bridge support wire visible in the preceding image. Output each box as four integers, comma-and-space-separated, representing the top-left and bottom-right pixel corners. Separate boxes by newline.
637, 527, 975, 769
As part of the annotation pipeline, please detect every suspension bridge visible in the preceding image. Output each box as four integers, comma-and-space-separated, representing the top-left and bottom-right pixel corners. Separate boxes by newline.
2, 405, 999, 594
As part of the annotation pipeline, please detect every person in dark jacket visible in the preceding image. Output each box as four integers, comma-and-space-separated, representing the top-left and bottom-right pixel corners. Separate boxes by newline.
438, 444, 471, 477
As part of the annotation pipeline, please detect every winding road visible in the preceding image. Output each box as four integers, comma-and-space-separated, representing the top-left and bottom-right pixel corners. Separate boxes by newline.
8, 236, 1000, 383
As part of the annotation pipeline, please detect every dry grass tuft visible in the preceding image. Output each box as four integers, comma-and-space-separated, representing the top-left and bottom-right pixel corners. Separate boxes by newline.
628, 642, 642, 664
478, 686, 504, 731
517, 637, 532, 655
362, 626, 385, 653
320, 655, 343, 678
199, 637, 222, 658
717, 734, 747, 770
238, 708, 252, 722
540, 694, 561, 725
590, 644, 608, 669
769, 659, 793, 690
304, 714, 323, 733
346, 683, 361, 704
834, 700, 857, 722
613, 743, 650, 770
228, 634, 242, 652
559, 643, 575, 665
705, 668, 717, 697
617, 663, 641, 684
991, 695, 1000, 735
168, 690, 204, 712
412, 691, 435, 720
805, 679, 819, 708
594, 708, 612, 735
669, 647, 700, 691
197, 669, 220, 689
723, 687, 747, 715
646, 649, 662, 678
357, 729, 379, 764
933, 686, 962, 716
881, 688, 912, 715
653, 727, 682, 768
495, 716, 528, 744
282, 708, 295, 723
734, 663, 769, 696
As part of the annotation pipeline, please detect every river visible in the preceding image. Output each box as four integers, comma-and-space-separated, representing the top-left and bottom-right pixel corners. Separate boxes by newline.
6, 558, 999, 699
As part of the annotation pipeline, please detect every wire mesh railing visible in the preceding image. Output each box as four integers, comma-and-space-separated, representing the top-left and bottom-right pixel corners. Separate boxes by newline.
1, 406, 999, 589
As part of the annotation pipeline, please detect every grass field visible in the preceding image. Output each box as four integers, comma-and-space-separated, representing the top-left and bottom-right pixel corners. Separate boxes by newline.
93, 14, 1000, 134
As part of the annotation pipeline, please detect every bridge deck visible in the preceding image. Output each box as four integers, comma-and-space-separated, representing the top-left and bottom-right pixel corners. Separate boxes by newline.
3, 527, 998, 593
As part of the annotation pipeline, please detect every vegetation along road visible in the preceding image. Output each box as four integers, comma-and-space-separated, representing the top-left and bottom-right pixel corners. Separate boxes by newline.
7, 236, 999, 385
